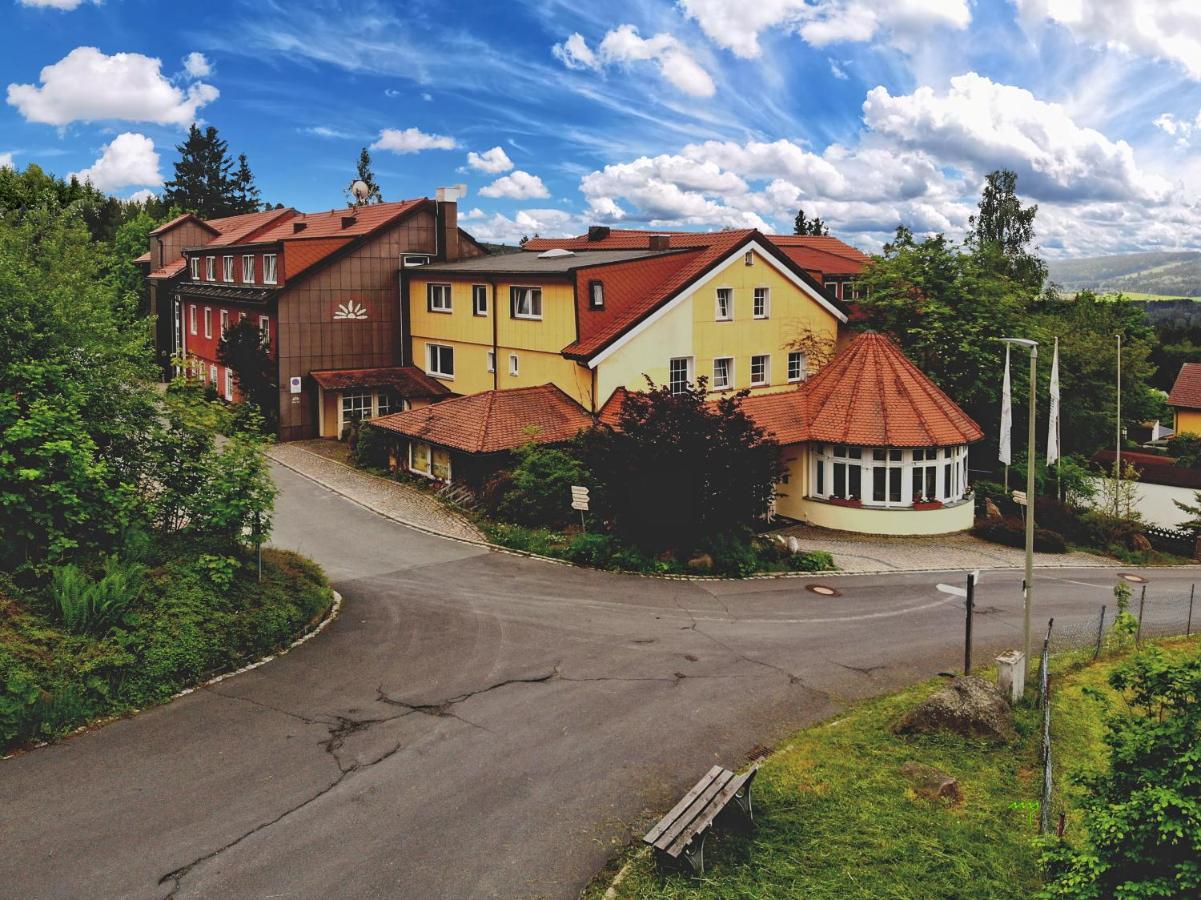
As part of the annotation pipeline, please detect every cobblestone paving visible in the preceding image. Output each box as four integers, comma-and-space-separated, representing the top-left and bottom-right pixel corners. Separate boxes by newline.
267, 441, 486, 543
772, 524, 1122, 574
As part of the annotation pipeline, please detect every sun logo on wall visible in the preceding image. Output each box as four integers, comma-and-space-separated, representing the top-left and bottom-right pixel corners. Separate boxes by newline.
333, 299, 368, 320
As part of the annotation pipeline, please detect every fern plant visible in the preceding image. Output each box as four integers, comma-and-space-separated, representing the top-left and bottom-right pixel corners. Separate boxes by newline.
49, 557, 144, 635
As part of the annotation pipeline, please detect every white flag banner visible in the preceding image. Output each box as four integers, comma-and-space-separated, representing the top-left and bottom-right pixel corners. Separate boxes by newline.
999, 344, 1012, 465
1047, 337, 1060, 466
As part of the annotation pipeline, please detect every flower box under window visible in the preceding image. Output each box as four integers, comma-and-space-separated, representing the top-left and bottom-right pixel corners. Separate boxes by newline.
827, 496, 863, 508
913, 499, 944, 510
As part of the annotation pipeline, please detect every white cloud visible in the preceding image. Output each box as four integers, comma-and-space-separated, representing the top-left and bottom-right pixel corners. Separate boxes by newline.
462, 208, 585, 244
7, 47, 218, 126
862, 73, 1170, 203
306, 125, 353, 138
829, 59, 849, 80
370, 127, 456, 154
678, 0, 970, 58
182, 52, 212, 79
126, 188, 158, 203
1015, 0, 1201, 80
421, 92, 432, 101
69, 132, 162, 193
479, 170, 550, 199
17, 0, 88, 8
553, 26, 715, 97
466, 146, 513, 174
0, 152, 13, 169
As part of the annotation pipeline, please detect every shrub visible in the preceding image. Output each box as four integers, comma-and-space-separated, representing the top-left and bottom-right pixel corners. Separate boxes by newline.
971, 517, 1067, 553
707, 531, 759, 577
1079, 510, 1143, 552
494, 442, 592, 528
565, 533, 616, 568
352, 423, 392, 472
49, 557, 144, 635
790, 550, 836, 572
1033, 497, 1087, 544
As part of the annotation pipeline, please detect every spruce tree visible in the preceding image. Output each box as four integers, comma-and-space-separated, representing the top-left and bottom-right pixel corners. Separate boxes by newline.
231, 154, 261, 213
793, 208, 829, 236
163, 125, 237, 218
346, 147, 383, 205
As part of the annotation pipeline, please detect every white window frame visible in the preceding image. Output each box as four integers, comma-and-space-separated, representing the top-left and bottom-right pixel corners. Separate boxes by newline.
259, 316, 270, 343
787, 350, 807, 383
668, 357, 693, 395
220, 309, 229, 336
203, 307, 212, 339
427, 342, 454, 379
428, 283, 453, 313
487, 350, 496, 373
712, 356, 733, 390
715, 287, 733, 321
189, 304, 197, 335
472, 284, 488, 317
189, 257, 199, 280
809, 444, 970, 508
263, 254, 277, 285
224, 367, 233, 402
589, 279, 604, 309
509, 352, 519, 376
205, 257, 215, 281
242, 254, 255, 283
510, 286, 543, 320
222, 255, 234, 282
339, 392, 373, 434
209, 364, 217, 385
753, 287, 770, 319
750, 354, 770, 387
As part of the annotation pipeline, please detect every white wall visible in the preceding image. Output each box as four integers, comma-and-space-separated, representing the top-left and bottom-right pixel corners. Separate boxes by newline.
1085, 476, 1195, 528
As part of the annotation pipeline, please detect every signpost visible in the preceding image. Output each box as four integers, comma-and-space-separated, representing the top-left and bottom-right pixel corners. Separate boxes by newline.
570, 485, 590, 533
1012, 490, 1027, 506
937, 570, 980, 674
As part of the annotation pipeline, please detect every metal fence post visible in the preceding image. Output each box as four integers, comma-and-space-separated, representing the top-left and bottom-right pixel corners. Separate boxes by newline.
1094, 604, 1107, 660
964, 572, 975, 675
1136, 585, 1146, 646
1188, 585, 1195, 639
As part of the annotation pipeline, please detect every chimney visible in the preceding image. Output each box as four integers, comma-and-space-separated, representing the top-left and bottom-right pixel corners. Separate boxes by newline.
649, 234, 670, 251
293, 221, 308, 233
435, 185, 464, 261
587, 225, 611, 242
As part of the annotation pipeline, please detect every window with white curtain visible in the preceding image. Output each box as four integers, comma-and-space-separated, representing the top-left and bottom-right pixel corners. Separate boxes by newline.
810, 444, 970, 507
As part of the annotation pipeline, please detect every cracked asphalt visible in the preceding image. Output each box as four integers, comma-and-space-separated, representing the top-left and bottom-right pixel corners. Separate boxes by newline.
3, 463, 1200, 899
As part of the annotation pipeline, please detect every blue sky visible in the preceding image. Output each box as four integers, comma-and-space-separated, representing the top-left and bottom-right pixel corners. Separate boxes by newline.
4, 0, 1201, 256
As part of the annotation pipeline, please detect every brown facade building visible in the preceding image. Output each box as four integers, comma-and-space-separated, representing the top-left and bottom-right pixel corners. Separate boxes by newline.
142, 189, 484, 441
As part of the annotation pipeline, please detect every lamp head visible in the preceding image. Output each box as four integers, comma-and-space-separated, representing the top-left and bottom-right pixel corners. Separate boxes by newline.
999, 337, 1038, 349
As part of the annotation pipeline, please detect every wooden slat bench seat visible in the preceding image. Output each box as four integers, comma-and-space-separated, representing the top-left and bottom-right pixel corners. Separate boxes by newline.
643, 764, 759, 875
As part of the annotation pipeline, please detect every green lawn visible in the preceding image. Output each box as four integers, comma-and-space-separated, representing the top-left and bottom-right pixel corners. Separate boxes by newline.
1098, 290, 1200, 301
592, 637, 1199, 899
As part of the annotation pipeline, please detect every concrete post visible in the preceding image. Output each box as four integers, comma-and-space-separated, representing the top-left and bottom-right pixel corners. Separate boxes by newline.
996, 650, 1026, 705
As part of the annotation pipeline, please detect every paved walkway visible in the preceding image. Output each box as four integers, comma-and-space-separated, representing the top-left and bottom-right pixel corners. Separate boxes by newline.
773, 524, 1121, 573
267, 440, 485, 543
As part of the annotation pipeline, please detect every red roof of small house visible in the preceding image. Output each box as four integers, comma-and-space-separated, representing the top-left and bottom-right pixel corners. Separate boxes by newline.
148, 258, 187, 280
1168, 363, 1201, 410
370, 384, 593, 454
309, 366, 451, 397
135, 250, 151, 264
736, 389, 812, 444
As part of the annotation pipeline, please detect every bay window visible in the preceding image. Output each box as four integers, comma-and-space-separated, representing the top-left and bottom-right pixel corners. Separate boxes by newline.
811, 444, 970, 507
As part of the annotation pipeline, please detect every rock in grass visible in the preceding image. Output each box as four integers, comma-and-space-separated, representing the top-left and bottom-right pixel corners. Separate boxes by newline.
893, 676, 1017, 743
900, 762, 962, 803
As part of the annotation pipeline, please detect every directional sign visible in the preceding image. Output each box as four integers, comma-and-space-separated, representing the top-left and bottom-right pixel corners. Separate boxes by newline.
570, 485, 590, 512
937, 570, 981, 598
1012, 489, 1027, 506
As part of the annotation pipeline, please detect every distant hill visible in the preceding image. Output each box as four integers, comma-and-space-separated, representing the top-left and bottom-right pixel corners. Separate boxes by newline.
1046, 250, 1201, 297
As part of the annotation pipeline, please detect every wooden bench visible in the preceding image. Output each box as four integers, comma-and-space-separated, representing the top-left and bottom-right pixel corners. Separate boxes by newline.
643, 764, 759, 875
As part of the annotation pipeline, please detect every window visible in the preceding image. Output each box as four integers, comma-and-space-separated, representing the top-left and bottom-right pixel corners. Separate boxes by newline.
750, 354, 769, 386
753, 287, 770, 318
472, 284, 488, 316
209, 364, 217, 385
242, 255, 255, 283
427, 343, 454, 378
376, 392, 394, 417
224, 367, 233, 402
811, 445, 969, 507
510, 286, 542, 319
713, 356, 733, 390
259, 316, 270, 343
589, 280, 604, 308
668, 357, 692, 395
486, 350, 495, 373
220, 309, 229, 335
203, 307, 212, 339
205, 257, 215, 281
263, 254, 277, 284
222, 256, 234, 282
744, 250, 754, 266
509, 353, 519, 376
428, 283, 452, 313
189, 305, 197, 335
715, 288, 732, 321
787, 351, 807, 382
341, 392, 372, 424
403, 255, 430, 267
410, 441, 433, 477
189, 257, 199, 279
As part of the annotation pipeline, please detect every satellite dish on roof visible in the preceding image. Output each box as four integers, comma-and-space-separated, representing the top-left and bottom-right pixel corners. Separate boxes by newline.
351, 180, 370, 202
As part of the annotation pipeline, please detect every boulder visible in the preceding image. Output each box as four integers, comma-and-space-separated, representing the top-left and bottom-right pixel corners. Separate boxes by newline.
984, 498, 1003, 519
900, 762, 962, 803
686, 553, 714, 573
894, 676, 1017, 743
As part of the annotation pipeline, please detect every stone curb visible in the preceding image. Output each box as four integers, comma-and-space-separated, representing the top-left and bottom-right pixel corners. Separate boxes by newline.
269, 449, 1201, 583
1, 590, 343, 762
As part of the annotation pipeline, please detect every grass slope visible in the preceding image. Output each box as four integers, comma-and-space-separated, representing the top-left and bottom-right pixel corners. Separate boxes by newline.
594, 637, 1199, 899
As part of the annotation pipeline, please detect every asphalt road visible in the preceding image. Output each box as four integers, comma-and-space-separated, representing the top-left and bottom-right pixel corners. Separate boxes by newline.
3, 463, 1199, 899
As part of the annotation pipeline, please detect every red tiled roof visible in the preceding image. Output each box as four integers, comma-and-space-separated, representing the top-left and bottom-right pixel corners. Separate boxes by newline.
135, 251, 151, 263
148, 258, 186, 280
204, 208, 298, 246
150, 212, 217, 236
310, 366, 451, 397
370, 384, 592, 454
1168, 363, 1201, 410
282, 238, 353, 281
253, 199, 427, 243
597, 387, 630, 427
736, 389, 811, 444
776, 244, 868, 276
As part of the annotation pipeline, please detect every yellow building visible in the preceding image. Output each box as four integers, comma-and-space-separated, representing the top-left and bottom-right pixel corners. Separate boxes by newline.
1168, 362, 1201, 436
375, 227, 983, 536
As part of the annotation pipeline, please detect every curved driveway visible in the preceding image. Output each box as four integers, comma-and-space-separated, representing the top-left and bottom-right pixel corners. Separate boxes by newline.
3, 464, 1198, 899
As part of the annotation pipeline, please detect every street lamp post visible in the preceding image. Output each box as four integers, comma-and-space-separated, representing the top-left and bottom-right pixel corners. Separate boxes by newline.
1002, 337, 1038, 670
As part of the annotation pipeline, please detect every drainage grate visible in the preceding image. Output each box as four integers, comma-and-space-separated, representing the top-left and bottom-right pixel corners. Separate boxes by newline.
1118, 573, 1147, 584
806, 584, 841, 597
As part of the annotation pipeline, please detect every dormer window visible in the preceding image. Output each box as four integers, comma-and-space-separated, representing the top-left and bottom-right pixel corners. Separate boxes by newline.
189, 257, 199, 279
205, 257, 215, 281
589, 280, 604, 309
242, 254, 255, 283
263, 254, 277, 284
